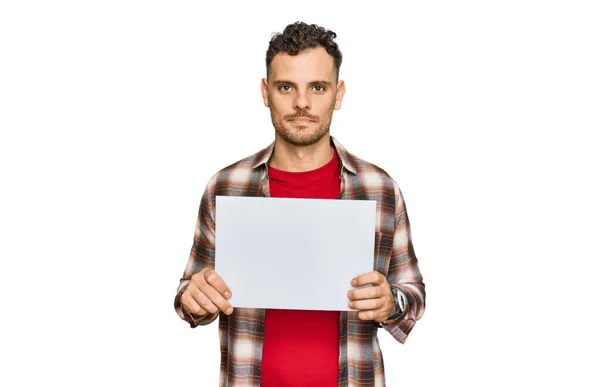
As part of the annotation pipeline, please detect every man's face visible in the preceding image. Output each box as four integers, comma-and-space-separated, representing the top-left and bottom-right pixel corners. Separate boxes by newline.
261, 46, 345, 147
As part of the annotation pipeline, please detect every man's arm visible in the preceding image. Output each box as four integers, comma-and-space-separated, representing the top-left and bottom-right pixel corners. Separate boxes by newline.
174, 186, 222, 328
380, 180, 426, 343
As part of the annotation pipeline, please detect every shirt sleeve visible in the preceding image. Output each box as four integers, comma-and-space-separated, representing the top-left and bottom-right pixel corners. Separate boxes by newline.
174, 181, 220, 328
380, 180, 426, 343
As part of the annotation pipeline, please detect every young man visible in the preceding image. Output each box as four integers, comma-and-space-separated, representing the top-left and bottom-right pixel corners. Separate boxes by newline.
174, 21, 425, 386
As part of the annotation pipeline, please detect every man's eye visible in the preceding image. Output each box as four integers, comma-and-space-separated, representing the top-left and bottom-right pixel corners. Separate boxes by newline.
279, 85, 292, 91
313, 85, 326, 92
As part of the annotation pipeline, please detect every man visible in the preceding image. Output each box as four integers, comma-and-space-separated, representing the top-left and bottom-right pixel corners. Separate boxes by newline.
174, 21, 425, 386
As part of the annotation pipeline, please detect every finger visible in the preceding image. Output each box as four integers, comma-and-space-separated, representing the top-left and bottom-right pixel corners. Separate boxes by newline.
357, 310, 378, 321
204, 269, 232, 299
181, 288, 208, 316
348, 298, 383, 311
352, 271, 385, 287
357, 309, 388, 323
187, 285, 219, 314
201, 283, 233, 315
348, 286, 384, 301
190, 272, 230, 314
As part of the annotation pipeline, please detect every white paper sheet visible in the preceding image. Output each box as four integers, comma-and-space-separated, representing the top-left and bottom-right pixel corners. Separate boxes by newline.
214, 196, 376, 311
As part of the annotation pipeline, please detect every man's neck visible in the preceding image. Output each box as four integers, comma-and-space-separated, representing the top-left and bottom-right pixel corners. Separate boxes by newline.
269, 134, 333, 172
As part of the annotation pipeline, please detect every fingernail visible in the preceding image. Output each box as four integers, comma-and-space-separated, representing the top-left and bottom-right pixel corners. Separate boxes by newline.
226, 307, 233, 314
348, 302, 353, 308
224, 291, 231, 298
351, 279, 356, 286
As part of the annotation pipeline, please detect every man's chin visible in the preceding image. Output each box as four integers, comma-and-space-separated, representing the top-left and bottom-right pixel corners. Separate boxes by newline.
277, 129, 328, 147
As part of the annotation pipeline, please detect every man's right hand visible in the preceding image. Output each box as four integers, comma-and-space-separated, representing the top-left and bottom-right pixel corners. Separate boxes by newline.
181, 268, 233, 317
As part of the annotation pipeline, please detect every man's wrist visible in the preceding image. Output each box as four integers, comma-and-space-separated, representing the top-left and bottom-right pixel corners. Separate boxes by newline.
379, 288, 404, 327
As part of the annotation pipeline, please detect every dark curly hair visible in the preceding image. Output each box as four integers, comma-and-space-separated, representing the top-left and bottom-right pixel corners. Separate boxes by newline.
266, 21, 343, 80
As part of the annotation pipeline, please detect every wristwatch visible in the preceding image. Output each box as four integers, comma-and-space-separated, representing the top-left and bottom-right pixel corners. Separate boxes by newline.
390, 287, 404, 319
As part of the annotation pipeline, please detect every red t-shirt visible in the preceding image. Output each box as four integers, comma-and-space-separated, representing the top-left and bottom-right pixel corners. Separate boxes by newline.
259, 147, 341, 387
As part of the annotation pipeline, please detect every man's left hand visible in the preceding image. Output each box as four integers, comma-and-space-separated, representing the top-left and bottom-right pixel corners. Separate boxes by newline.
348, 271, 395, 323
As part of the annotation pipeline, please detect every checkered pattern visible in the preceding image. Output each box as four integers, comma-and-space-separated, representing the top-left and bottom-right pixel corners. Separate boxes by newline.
174, 136, 425, 386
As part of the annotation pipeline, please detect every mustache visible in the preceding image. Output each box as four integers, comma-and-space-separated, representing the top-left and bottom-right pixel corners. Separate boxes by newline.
285, 112, 318, 121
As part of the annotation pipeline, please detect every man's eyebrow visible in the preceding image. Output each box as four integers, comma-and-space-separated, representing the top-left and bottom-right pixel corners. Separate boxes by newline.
309, 80, 332, 87
273, 79, 332, 87
273, 79, 298, 87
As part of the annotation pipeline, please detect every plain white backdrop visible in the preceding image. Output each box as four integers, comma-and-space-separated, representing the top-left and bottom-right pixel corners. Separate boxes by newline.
1, 1, 599, 386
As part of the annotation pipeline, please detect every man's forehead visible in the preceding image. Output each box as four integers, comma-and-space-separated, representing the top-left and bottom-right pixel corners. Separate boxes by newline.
270, 46, 336, 81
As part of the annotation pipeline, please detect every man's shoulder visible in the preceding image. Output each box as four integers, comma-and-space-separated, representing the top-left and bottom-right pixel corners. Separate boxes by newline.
342, 148, 398, 188
203, 145, 271, 195
337, 145, 408, 212
352, 154, 391, 176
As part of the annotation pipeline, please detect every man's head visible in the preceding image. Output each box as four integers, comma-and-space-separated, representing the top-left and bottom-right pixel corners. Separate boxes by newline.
265, 22, 343, 81
261, 22, 346, 147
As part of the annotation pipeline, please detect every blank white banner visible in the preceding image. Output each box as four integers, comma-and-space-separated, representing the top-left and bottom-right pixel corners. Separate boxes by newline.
215, 196, 377, 311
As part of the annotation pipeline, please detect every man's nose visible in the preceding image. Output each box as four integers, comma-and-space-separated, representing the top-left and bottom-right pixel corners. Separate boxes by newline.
293, 91, 311, 110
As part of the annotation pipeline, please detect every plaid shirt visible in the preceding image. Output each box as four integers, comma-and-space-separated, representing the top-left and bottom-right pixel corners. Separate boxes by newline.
174, 136, 425, 387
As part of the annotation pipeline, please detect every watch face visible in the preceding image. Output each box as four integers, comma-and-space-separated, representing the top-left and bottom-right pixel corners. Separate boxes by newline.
391, 288, 400, 313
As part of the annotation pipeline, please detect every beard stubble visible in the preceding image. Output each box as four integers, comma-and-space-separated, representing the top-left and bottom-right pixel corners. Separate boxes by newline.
269, 97, 335, 147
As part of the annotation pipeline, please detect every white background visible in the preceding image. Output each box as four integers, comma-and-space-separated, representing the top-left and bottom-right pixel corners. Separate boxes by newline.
1, 1, 599, 386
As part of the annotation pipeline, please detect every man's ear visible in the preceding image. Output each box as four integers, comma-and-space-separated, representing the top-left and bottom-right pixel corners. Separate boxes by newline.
261, 78, 269, 107
334, 80, 346, 110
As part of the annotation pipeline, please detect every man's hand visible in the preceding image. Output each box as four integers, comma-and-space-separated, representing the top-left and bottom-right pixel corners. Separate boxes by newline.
181, 268, 233, 317
348, 271, 396, 323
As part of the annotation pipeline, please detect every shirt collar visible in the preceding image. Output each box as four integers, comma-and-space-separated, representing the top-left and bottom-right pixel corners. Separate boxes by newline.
251, 135, 357, 175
